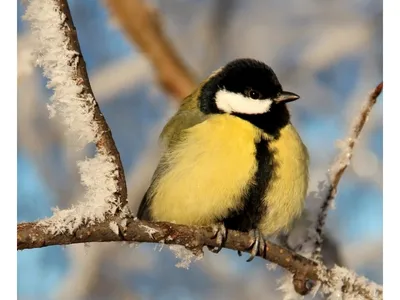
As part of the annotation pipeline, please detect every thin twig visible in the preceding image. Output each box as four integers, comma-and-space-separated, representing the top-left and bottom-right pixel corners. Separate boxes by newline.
312, 82, 383, 259
104, 0, 197, 100
16, 218, 382, 300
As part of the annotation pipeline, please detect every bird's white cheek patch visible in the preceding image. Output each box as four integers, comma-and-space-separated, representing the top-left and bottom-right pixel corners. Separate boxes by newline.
215, 89, 272, 115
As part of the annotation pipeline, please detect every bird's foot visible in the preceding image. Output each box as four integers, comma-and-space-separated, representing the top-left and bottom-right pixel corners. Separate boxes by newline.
207, 222, 227, 253
246, 228, 266, 262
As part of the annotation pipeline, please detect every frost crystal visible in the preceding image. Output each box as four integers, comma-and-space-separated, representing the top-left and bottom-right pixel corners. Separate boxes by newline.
23, 0, 98, 148
120, 219, 128, 230
38, 153, 120, 234
168, 245, 203, 269
109, 221, 119, 235
319, 265, 382, 300
296, 180, 331, 253
139, 224, 158, 238
154, 240, 165, 252
266, 262, 278, 271
327, 291, 343, 300
277, 273, 303, 300
330, 139, 352, 181
128, 242, 140, 249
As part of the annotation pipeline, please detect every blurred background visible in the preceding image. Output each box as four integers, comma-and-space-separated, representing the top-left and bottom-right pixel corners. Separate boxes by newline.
17, 0, 382, 299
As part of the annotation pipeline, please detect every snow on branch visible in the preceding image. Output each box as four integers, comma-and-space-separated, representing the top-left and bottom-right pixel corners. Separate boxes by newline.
17, 218, 382, 300
23, 0, 128, 234
304, 83, 383, 260
104, 0, 197, 100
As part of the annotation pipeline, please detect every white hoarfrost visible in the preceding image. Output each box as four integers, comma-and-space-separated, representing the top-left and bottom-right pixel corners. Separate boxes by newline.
138, 224, 159, 238
23, 0, 98, 147
154, 240, 165, 252
319, 265, 382, 300
77, 153, 120, 210
278, 265, 382, 300
277, 273, 303, 300
109, 221, 119, 236
265, 262, 278, 271
24, 0, 122, 234
330, 137, 354, 178
39, 153, 120, 234
168, 245, 203, 269
293, 180, 331, 255
120, 218, 128, 231
327, 291, 343, 300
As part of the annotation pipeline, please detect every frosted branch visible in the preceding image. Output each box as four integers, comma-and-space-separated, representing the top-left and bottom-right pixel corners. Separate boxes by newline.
17, 219, 382, 300
23, 0, 128, 234
104, 0, 196, 100
309, 82, 383, 260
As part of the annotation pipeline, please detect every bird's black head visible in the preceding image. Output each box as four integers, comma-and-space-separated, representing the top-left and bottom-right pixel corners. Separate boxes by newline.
198, 58, 299, 135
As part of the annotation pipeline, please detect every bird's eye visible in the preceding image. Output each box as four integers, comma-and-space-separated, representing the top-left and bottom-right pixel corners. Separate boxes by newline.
247, 89, 262, 100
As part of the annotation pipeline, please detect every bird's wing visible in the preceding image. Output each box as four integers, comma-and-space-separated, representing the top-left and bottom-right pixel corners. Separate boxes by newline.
137, 95, 209, 220
159, 108, 209, 149
158, 89, 209, 149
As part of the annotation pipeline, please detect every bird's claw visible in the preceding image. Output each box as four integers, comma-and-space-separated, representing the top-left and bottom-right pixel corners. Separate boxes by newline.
207, 223, 227, 253
246, 229, 266, 262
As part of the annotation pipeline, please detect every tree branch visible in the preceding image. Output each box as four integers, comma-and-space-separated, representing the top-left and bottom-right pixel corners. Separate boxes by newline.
57, 0, 128, 207
104, 0, 197, 100
311, 82, 383, 259
17, 218, 381, 300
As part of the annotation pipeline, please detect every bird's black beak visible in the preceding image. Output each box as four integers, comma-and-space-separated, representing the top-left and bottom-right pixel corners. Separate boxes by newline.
274, 91, 300, 103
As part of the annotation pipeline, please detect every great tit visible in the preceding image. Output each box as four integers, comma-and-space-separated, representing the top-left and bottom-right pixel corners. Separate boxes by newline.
137, 58, 309, 261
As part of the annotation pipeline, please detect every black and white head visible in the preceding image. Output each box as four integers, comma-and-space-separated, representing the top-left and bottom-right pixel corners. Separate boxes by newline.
199, 58, 299, 134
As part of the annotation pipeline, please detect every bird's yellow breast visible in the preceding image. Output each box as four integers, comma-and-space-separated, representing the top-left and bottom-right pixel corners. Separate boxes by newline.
149, 114, 261, 225
259, 124, 309, 236
149, 115, 309, 238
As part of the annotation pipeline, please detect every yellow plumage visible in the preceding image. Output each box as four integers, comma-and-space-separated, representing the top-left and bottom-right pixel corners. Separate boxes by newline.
146, 113, 308, 237
137, 58, 310, 253
259, 124, 309, 236
150, 114, 260, 225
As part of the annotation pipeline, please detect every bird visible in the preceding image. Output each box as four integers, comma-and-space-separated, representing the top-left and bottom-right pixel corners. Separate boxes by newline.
137, 58, 309, 261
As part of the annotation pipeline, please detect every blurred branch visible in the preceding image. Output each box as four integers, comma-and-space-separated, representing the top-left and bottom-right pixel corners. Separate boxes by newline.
91, 55, 153, 104
17, 218, 381, 300
299, 23, 371, 71
104, 0, 196, 100
311, 82, 383, 259
56, 244, 107, 300
55, 243, 142, 300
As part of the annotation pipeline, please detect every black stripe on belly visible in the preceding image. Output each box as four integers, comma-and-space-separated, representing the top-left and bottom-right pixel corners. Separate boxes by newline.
222, 137, 274, 232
